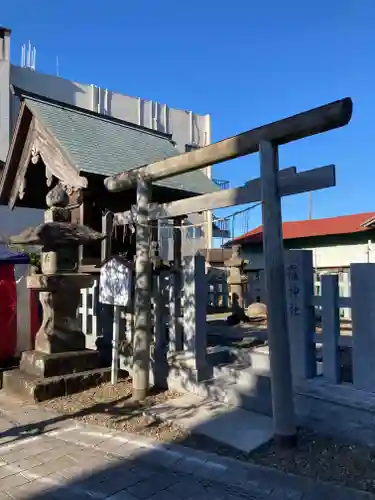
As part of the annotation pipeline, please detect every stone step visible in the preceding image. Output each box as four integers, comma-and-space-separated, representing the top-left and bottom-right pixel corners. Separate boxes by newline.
20, 349, 101, 378
2, 367, 121, 403
207, 345, 271, 374
202, 370, 273, 416
167, 362, 273, 417
144, 393, 274, 453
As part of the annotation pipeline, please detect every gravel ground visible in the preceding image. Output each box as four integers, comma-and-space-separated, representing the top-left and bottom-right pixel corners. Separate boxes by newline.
248, 428, 375, 493
41, 378, 186, 442
40, 377, 375, 494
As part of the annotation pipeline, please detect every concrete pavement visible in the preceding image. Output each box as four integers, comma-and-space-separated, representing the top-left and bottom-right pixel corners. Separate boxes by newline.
0, 393, 372, 500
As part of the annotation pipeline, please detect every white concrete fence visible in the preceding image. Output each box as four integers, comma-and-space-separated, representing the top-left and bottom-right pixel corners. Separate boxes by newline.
77, 254, 208, 379
77, 250, 375, 391
285, 250, 375, 390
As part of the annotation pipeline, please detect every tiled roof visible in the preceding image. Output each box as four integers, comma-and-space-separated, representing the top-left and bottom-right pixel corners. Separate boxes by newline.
25, 97, 219, 195
228, 212, 375, 246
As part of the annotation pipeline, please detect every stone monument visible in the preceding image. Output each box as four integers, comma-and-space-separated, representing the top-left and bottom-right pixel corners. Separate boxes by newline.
3, 184, 107, 402
225, 245, 250, 325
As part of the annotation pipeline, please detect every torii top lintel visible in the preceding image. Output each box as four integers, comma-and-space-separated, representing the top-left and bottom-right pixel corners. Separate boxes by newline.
104, 97, 352, 193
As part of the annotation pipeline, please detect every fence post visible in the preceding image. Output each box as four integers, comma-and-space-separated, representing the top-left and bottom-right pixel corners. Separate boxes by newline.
183, 253, 208, 375
169, 218, 183, 352
285, 250, 316, 383
351, 263, 375, 391
321, 274, 341, 384
81, 288, 88, 335
153, 271, 169, 388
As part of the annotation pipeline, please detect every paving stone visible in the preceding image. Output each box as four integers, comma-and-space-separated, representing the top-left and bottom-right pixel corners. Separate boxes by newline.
105, 491, 138, 500
45, 472, 99, 498
165, 480, 209, 499
24, 455, 78, 477
0, 463, 24, 480
65, 445, 110, 462
58, 461, 107, 481
128, 462, 159, 480
0, 436, 57, 463
134, 446, 184, 469
269, 487, 303, 499
126, 472, 180, 499
110, 441, 148, 460
223, 495, 256, 500
53, 428, 109, 447
0, 436, 42, 457
32, 444, 79, 465
81, 469, 143, 497
8, 455, 44, 472
94, 436, 129, 454
0, 472, 30, 490
6, 478, 55, 500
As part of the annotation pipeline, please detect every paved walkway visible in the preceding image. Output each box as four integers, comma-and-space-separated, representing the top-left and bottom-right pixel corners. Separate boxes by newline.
0, 394, 372, 500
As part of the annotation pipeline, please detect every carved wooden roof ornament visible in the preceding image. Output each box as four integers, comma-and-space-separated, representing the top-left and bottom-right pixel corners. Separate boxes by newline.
32, 123, 88, 191
5, 115, 89, 210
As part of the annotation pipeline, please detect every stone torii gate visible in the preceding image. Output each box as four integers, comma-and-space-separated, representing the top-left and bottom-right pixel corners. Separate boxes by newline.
105, 97, 353, 444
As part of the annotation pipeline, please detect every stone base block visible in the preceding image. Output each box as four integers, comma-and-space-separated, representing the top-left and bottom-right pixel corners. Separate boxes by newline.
20, 349, 101, 378
2, 367, 123, 403
168, 351, 213, 383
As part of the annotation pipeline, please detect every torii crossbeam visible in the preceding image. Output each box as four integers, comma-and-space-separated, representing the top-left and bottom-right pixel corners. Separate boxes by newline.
104, 97, 353, 446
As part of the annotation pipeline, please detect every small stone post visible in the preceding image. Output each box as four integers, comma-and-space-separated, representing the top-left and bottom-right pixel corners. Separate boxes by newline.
351, 263, 375, 391
169, 218, 183, 352
285, 250, 316, 383
152, 270, 169, 388
182, 253, 209, 381
321, 274, 341, 384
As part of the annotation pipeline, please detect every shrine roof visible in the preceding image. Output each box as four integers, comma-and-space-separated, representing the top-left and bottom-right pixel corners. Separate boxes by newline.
25, 96, 218, 194
0, 92, 219, 206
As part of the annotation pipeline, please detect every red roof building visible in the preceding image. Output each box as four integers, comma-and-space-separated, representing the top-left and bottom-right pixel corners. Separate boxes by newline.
233, 212, 375, 311
228, 212, 375, 246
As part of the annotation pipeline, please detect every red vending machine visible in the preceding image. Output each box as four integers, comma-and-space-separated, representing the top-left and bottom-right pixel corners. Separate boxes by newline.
0, 250, 39, 361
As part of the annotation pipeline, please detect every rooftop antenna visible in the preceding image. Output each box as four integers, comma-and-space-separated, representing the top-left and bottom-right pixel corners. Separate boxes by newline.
20, 41, 36, 70
31, 47, 36, 70
20, 44, 26, 67
27, 40, 31, 68
56, 56, 59, 77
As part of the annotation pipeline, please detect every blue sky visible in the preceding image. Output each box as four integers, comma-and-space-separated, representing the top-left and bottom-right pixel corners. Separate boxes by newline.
1, 0, 374, 239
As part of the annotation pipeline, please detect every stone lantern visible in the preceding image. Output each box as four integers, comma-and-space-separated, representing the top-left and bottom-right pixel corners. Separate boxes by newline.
225, 245, 249, 324
3, 184, 106, 402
